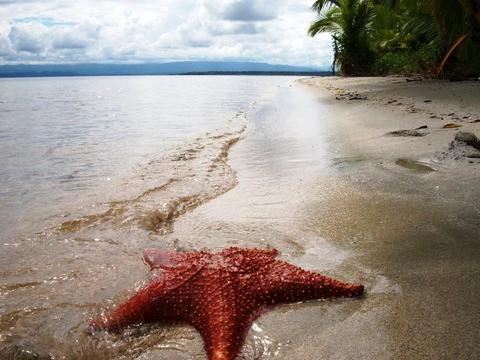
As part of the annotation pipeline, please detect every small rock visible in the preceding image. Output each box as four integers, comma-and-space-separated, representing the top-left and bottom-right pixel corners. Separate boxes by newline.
455, 132, 480, 150
173, 154, 187, 161
424, 99, 432, 103
415, 125, 428, 130
443, 131, 480, 160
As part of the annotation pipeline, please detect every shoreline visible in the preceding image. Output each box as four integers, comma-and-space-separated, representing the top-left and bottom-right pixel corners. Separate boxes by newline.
290, 76, 480, 359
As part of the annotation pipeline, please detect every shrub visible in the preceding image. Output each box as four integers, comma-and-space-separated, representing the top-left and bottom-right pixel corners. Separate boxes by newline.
373, 52, 420, 75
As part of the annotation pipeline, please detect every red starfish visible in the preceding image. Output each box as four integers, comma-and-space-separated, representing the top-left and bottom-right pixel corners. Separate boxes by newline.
90, 247, 364, 360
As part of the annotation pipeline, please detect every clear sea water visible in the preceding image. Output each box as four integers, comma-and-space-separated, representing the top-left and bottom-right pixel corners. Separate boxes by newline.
0, 76, 287, 239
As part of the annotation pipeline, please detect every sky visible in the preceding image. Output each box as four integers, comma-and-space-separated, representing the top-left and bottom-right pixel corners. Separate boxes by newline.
0, 0, 333, 68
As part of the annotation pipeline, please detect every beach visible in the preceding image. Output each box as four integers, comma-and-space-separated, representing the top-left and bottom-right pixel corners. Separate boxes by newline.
1, 75, 479, 359
290, 77, 480, 359
301, 76, 480, 163
169, 77, 480, 359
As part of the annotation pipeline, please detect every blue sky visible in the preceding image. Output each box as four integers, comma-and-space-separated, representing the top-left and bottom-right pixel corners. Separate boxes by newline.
0, 0, 332, 67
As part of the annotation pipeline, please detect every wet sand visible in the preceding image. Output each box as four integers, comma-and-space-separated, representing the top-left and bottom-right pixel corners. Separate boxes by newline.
169, 78, 480, 359
1, 76, 479, 359
136, 77, 480, 359
290, 77, 480, 359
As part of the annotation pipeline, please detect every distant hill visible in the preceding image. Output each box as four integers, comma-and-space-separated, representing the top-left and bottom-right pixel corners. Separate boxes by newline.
0, 61, 330, 78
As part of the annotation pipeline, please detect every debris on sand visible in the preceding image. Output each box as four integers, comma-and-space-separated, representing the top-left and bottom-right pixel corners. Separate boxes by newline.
405, 76, 424, 82
387, 129, 428, 137
396, 158, 436, 172
335, 91, 367, 101
443, 123, 462, 129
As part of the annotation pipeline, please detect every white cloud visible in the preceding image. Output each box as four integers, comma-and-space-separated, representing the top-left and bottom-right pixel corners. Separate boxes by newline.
0, 0, 333, 67
9, 25, 44, 53
220, 0, 277, 21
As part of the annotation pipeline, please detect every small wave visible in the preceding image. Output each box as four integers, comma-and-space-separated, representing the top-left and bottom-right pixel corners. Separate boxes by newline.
55, 205, 127, 234
0, 281, 42, 295
138, 195, 202, 233
239, 323, 282, 359
68, 323, 194, 360
47, 113, 249, 237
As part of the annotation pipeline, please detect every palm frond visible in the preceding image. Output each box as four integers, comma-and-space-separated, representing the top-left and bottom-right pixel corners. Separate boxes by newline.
401, 14, 437, 42
312, 0, 341, 14
308, 8, 342, 36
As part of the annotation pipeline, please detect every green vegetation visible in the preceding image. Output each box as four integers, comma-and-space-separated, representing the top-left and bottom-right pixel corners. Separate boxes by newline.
308, 0, 480, 77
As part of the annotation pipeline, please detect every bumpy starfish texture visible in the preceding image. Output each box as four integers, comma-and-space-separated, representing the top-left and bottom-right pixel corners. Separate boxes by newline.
90, 247, 364, 360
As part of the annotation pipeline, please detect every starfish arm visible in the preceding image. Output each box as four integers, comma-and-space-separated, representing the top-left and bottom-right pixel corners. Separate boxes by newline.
143, 248, 190, 270
90, 267, 200, 331
259, 261, 364, 306
187, 271, 263, 360
193, 307, 257, 360
90, 282, 164, 331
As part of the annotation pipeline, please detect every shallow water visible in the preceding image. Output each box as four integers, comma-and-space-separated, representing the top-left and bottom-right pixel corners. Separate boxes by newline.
0, 76, 360, 360
0, 76, 280, 239
0, 76, 300, 359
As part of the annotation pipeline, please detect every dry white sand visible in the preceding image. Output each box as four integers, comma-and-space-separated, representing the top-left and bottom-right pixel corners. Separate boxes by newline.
300, 76, 480, 171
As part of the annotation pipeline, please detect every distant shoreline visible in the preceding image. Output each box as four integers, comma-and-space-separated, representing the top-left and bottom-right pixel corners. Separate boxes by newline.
0, 71, 332, 79
0, 60, 329, 79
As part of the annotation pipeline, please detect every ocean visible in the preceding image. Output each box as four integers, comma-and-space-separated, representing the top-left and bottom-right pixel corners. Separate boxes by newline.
0, 76, 288, 239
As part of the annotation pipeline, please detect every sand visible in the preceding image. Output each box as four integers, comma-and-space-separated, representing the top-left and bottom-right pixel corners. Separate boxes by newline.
161, 77, 480, 359
300, 76, 480, 164
286, 76, 480, 359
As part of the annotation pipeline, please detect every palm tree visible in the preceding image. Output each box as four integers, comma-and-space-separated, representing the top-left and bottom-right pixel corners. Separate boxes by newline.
436, 0, 480, 74
308, 0, 376, 75
385, 0, 480, 75
309, 0, 480, 76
